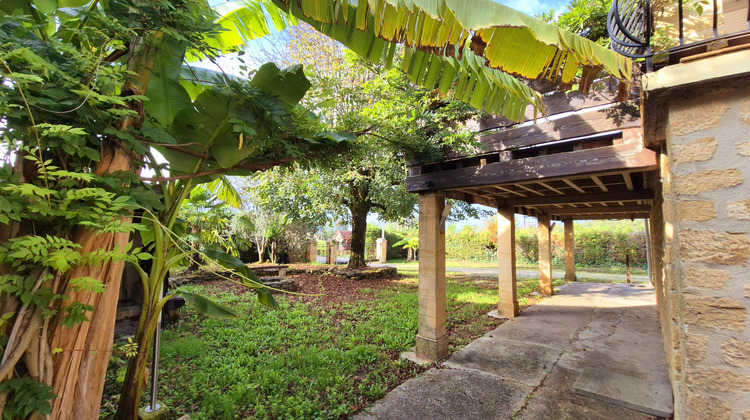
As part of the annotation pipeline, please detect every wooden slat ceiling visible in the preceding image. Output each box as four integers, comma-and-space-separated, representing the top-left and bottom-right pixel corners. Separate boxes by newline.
443, 170, 654, 221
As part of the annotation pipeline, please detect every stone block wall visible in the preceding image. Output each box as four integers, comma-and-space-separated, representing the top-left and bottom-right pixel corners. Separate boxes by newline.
658, 82, 750, 419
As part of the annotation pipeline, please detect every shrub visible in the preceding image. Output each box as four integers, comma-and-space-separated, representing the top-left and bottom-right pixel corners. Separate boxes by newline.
446, 225, 496, 261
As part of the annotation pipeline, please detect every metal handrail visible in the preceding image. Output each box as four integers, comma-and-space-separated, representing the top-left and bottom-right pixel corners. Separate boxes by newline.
608, 0, 651, 58
608, 0, 750, 62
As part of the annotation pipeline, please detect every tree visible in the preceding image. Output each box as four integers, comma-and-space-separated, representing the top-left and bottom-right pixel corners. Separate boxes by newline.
0, 1, 347, 418
0, 1, 229, 415
251, 47, 480, 268
539, 0, 612, 43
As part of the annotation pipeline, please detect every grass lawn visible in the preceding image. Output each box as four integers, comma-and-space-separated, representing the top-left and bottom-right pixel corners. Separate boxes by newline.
386, 259, 647, 275
102, 269, 557, 419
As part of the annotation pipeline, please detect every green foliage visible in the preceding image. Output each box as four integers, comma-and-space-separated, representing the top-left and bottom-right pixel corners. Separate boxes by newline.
0, 378, 56, 419
445, 225, 496, 262
515, 227, 539, 265
178, 290, 239, 320
539, 0, 611, 46
105, 272, 499, 419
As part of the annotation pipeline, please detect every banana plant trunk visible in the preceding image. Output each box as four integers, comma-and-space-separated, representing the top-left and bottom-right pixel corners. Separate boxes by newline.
115, 298, 162, 420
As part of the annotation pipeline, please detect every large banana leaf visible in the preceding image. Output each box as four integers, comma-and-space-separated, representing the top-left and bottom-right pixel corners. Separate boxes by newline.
273, 0, 631, 83
200, 0, 298, 55
216, 0, 542, 119
217, 0, 630, 120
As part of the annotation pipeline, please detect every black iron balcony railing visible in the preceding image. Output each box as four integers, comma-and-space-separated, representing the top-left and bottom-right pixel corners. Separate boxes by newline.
608, 0, 750, 70
608, 0, 652, 58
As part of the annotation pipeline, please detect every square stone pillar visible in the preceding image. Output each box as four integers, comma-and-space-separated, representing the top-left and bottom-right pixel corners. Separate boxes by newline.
416, 192, 448, 362
376, 238, 388, 263
306, 239, 318, 263
564, 220, 576, 282
538, 212, 553, 296
326, 241, 337, 265
497, 206, 519, 317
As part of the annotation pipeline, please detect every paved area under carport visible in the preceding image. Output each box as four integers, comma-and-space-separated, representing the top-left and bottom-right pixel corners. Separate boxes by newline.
354, 282, 673, 420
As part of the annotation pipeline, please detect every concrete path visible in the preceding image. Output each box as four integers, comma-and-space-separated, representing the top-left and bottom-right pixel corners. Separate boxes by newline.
354, 282, 672, 420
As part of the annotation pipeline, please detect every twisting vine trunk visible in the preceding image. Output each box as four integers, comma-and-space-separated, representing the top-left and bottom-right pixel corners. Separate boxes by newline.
49, 33, 163, 419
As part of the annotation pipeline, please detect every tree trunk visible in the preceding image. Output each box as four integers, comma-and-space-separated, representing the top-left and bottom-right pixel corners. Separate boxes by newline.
270, 240, 277, 264
50, 142, 136, 419
50, 32, 163, 419
347, 202, 370, 269
257, 240, 265, 263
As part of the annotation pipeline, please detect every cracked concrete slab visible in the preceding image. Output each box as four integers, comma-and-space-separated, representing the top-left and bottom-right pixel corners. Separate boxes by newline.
573, 368, 673, 417
357, 282, 672, 419
353, 368, 531, 420
443, 338, 561, 387
519, 365, 656, 420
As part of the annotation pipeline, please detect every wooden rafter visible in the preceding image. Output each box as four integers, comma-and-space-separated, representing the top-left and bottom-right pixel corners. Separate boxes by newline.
591, 175, 609, 192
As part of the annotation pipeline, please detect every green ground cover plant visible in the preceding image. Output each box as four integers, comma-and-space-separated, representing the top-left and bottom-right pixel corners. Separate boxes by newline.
102, 270, 523, 419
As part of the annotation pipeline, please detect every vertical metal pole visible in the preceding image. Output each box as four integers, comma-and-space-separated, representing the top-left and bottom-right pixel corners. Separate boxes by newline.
712, 0, 718, 36
679, 0, 685, 45
147, 288, 164, 412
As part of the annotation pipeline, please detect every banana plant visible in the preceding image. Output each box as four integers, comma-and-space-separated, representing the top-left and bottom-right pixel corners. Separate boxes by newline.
215, 0, 633, 121
115, 33, 353, 416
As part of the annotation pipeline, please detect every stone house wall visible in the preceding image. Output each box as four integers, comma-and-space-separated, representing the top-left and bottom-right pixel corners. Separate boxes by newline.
654, 78, 750, 419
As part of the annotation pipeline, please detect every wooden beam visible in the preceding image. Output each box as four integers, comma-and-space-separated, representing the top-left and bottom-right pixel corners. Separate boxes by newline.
549, 205, 651, 215
538, 181, 565, 195
562, 178, 586, 193
502, 190, 653, 207
565, 213, 650, 220
478, 88, 622, 131
623, 172, 634, 190
516, 184, 546, 196
407, 143, 658, 193
475, 105, 640, 155
492, 185, 526, 197
591, 176, 609, 192
444, 191, 498, 208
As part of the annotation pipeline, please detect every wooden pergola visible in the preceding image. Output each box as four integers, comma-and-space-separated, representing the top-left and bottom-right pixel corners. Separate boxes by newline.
407, 87, 659, 362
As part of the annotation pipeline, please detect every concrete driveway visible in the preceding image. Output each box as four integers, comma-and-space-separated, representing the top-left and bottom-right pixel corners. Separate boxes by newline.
354, 282, 672, 419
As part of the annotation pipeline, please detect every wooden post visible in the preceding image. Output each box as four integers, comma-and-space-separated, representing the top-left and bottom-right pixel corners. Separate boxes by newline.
416, 192, 448, 362
538, 212, 554, 296
564, 220, 576, 282
497, 207, 519, 317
